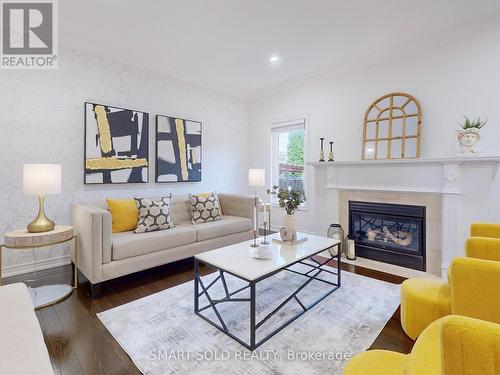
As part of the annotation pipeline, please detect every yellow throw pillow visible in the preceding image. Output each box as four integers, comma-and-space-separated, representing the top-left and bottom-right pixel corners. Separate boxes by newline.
106, 199, 138, 233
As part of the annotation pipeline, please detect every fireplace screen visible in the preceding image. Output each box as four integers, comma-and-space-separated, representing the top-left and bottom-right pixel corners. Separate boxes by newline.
349, 201, 426, 271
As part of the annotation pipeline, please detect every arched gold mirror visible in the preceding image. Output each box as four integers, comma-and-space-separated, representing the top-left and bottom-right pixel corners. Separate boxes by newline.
362, 92, 422, 160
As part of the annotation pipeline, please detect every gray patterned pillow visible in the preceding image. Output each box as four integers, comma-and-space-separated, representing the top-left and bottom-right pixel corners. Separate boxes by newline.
189, 192, 222, 224
134, 195, 175, 233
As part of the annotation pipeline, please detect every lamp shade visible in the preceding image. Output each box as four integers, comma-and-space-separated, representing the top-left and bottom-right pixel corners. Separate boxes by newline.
23, 164, 61, 195
248, 168, 265, 187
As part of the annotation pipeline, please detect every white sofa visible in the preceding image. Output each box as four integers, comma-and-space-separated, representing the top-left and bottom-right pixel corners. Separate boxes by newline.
71, 193, 254, 297
0, 283, 54, 374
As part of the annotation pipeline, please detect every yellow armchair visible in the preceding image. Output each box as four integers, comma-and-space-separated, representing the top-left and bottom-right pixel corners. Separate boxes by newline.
470, 222, 500, 238
466, 236, 500, 261
450, 257, 500, 324
401, 255, 500, 340
400, 277, 451, 340
343, 315, 500, 375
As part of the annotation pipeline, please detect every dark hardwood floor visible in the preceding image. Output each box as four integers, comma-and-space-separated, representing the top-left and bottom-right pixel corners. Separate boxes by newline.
3, 257, 414, 375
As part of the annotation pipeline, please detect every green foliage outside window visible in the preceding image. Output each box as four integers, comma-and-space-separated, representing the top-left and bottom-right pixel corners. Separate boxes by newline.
286, 131, 304, 177
287, 131, 304, 166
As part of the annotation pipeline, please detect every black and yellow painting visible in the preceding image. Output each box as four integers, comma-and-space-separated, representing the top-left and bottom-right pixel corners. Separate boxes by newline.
155, 115, 202, 182
85, 102, 149, 184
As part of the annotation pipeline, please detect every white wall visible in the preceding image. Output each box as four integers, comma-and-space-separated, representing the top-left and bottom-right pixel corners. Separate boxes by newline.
249, 30, 500, 236
0, 46, 250, 273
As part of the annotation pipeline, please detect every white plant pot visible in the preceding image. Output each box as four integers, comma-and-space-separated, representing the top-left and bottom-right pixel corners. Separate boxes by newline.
280, 214, 297, 241
457, 128, 481, 155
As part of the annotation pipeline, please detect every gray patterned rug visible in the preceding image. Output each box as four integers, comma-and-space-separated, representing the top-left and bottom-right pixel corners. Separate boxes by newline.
98, 266, 400, 375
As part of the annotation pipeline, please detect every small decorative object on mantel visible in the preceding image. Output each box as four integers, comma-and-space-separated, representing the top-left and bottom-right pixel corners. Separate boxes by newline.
328, 141, 334, 161
362, 92, 422, 160
457, 116, 486, 155
319, 137, 325, 162
268, 185, 306, 242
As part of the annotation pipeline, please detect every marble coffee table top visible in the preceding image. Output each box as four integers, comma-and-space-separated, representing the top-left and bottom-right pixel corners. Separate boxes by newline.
195, 232, 339, 281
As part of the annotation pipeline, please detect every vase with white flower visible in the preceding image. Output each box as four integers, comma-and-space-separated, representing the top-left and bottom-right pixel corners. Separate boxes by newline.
268, 185, 306, 242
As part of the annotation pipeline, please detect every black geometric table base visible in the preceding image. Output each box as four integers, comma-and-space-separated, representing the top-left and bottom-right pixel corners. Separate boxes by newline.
194, 243, 341, 350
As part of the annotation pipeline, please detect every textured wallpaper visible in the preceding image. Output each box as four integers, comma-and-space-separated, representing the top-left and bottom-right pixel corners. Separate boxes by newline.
0, 46, 250, 271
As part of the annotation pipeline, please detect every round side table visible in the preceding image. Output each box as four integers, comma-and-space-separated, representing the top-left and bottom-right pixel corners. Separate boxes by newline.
0, 225, 78, 309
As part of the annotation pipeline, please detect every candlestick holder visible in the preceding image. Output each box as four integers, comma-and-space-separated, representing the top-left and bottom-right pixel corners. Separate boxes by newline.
260, 221, 270, 245
319, 137, 325, 162
250, 229, 259, 248
328, 141, 334, 161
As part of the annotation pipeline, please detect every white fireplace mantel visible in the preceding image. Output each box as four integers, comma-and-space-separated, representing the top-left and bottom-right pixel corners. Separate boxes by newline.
307, 156, 500, 195
308, 155, 500, 167
308, 156, 500, 278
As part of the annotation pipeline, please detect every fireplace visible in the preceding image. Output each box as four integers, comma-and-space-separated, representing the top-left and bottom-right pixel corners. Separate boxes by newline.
348, 201, 426, 271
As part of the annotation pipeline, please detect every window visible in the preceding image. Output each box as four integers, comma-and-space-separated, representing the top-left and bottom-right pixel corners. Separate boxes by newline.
271, 118, 307, 207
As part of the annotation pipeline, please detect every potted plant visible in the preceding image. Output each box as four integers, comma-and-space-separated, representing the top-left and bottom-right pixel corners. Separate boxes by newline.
268, 185, 306, 241
457, 116, 487, 155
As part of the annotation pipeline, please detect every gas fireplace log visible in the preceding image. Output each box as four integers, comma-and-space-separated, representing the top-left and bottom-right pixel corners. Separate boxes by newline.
382, 226, 413, 246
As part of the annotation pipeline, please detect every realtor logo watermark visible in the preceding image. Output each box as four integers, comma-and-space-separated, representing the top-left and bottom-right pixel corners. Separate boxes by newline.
1, 0, 58, 69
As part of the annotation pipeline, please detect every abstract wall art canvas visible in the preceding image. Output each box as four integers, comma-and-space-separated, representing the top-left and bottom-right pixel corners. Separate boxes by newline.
155, 115, 202, 182
84, 102, 149, 184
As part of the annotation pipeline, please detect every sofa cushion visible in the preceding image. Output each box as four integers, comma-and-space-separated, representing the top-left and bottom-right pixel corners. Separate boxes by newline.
106, 198, 138, 233
134, 195, 174, 233
170, 195, 192, 223
179, 215, 252, 242
112, 226, 196, 261
0, 283, 54, 375
189, 192, 223, 224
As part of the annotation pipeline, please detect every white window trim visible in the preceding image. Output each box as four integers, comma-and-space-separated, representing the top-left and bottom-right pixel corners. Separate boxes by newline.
269, 115, 309, 211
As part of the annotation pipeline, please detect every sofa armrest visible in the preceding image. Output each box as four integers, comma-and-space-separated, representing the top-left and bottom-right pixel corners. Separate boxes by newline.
219, 193, 255, 220
466, 237, 500, 262
470, 222, 500, 238
449, 257, 500, 324
71, 203, 112, 284
442, 315, 500, 375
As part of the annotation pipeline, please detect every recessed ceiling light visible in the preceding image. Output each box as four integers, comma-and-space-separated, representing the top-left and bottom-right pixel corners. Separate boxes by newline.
269, 55, 281, 66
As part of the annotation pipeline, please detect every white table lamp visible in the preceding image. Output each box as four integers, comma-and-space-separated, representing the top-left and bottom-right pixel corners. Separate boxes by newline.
23, 164, 61, 233
248, 168, 265, 189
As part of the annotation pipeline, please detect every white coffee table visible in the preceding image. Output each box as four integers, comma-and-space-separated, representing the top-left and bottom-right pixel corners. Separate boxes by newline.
194, 232, 341, 350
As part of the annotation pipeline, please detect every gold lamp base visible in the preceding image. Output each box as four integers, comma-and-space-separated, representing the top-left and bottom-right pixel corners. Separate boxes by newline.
27, 195, 55, 233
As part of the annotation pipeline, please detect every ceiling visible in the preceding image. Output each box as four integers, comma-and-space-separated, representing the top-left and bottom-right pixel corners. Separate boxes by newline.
60, 1, 500, 98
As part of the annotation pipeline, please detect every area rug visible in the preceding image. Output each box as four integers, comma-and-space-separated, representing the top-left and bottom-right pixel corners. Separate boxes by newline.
98, 266, 400, 375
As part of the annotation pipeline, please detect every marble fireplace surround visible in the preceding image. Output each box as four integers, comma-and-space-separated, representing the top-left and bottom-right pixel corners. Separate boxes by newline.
309, 156, 500, 278
338, 191, 441, 275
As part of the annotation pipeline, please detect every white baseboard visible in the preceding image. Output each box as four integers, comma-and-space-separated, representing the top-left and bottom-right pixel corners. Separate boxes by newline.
2, 255, 71, 278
